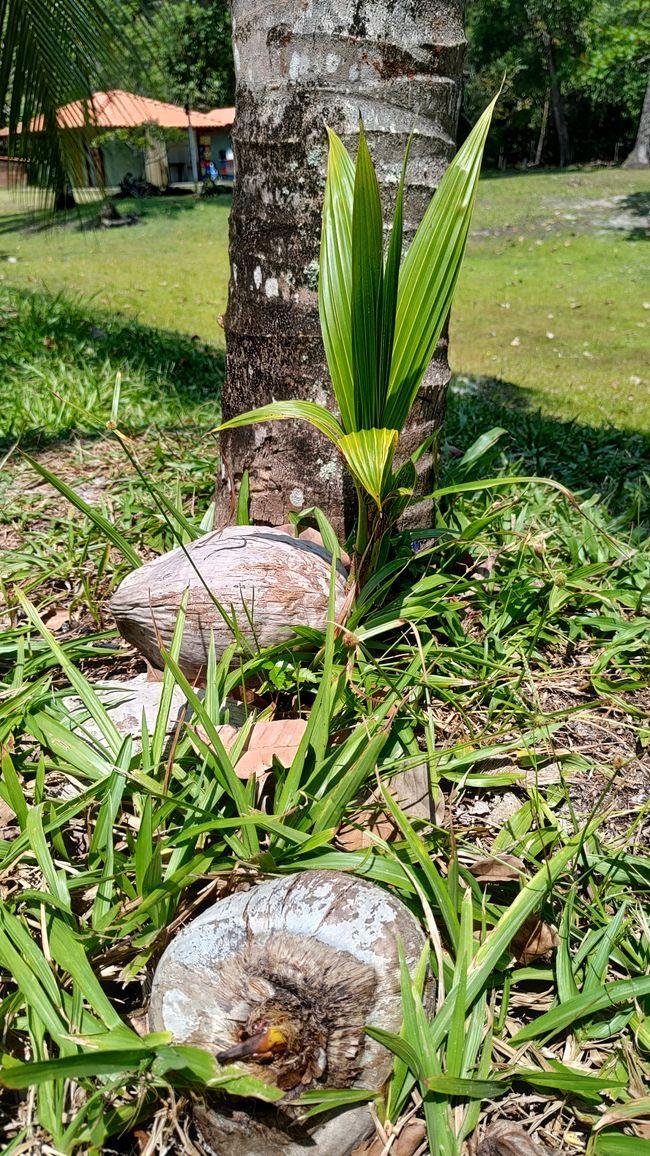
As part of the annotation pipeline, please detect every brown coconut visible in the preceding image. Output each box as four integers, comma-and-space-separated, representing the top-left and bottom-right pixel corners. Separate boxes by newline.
109, 526, 348, 680
149, 870, 430, 1156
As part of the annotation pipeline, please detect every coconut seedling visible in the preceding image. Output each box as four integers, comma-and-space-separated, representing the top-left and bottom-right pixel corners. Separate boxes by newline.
214, 97, 497, 588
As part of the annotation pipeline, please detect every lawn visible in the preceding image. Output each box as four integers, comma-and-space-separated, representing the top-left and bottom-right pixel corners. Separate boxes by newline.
449, 167, 650, 432
1, 166, 648, 433
0, 171, 649, 1155
0, 191, 231, 342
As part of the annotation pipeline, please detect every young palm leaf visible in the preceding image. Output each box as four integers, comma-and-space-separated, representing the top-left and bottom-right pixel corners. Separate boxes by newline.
384, 95, 498, 431
351, 121, 384, 429
319, 128, 355, 431
0, 0, 133, 200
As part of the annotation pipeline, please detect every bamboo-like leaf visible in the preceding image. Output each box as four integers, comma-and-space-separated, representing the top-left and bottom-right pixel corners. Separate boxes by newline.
0, 0, 132, 200
513, 1064, 626, 1094
351, 120, 384, 429
236, 470, 251, 526
509, 974, 650, 1045
213, 401, 344, 446
319, 127, 355, 431
338, 428, 398, 508
15, 590, 124, 756
385, 95, 498, 432
595, 1138, 650, 1156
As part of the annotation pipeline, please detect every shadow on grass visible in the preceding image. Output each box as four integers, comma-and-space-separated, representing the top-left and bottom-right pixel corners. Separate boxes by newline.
0, 192, 232, 236
445, 375, 650, 523
620, 191, 650, 242
0, 283, 224, 450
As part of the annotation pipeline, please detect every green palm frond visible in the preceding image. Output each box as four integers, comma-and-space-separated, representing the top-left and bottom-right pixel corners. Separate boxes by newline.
0, 0, 130, 197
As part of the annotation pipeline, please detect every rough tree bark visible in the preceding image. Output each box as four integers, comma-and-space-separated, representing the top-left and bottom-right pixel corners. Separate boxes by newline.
215, 0, 466, 538
624, 68, 650, 168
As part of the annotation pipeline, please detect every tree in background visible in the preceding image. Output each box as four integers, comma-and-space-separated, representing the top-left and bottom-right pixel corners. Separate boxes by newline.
576, 0, 650, 166
464, 0, 650, 165
626, 72, 650, 167
159, 0, 235, 110
465, 0, 591, 167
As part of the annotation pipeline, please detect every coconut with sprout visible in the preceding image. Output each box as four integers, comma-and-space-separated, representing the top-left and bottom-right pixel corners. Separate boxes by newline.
149, 870, 430, 1155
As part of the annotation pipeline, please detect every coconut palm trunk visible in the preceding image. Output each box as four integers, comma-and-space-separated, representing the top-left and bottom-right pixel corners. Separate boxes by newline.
215, 0, 466, 537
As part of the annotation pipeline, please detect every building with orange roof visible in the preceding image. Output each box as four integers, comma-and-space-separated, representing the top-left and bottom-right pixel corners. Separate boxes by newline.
0, 90, 236, 190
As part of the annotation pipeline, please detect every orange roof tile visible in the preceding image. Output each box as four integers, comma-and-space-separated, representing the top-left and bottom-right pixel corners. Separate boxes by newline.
0, 90, 235, 136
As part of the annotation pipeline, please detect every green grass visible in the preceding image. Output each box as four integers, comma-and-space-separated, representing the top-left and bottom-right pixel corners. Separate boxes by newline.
0, 172, 649, 1154
450, 167, 650, 431
0, 191, 230, 342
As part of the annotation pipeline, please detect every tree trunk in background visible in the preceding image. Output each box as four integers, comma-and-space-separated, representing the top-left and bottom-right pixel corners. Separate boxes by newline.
540, 28, 569, 167
624, 69, 650, 167
215, 0, 466, 538
534, 90, 550, 166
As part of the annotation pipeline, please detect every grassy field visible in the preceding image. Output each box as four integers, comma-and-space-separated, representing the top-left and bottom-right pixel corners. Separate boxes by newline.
0, 191, 231, 342
0, 172, 649, 1155
1, 166, 648, 433
449, 168, 650, 431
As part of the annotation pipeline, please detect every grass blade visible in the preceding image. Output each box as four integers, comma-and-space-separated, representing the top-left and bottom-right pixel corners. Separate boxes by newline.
21, 451, 142, 570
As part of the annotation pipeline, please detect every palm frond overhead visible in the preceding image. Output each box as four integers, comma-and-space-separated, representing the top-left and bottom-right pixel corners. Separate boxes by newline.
0, 0, 131, 198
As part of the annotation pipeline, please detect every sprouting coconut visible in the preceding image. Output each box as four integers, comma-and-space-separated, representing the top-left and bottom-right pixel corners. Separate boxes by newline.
149, 870, 429, 1155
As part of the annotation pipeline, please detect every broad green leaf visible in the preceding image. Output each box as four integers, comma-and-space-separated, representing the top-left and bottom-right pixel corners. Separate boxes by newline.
319, 127, 355, 431
297, 1088, 376, 1118
0, 1051, 150, 1089
594, 1137, 650, 1155
378, 135, 412, 418
214, 400, 344, 447
514, 1064, 626, 1094
385, 95, 497, 432
364, 1024, 424, 1079
351, 120, 383, 429
48, 921, 127, 1033
456, 427, 507, 470
424, 1074, 505, 1098
338, 428, 398, 508
16, 591, 124, 757
151, 589, 188, 769
236, 470, 251, 525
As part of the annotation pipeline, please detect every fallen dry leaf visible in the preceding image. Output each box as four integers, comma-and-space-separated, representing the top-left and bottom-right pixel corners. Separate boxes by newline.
195, 718, 308, 780
0, 796, 16, 831
338, 764, 433, 850
511, 914, 559, 964
42, 607, 70, 631
468, 854, 526, 883
477, 1122, 554, 1155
